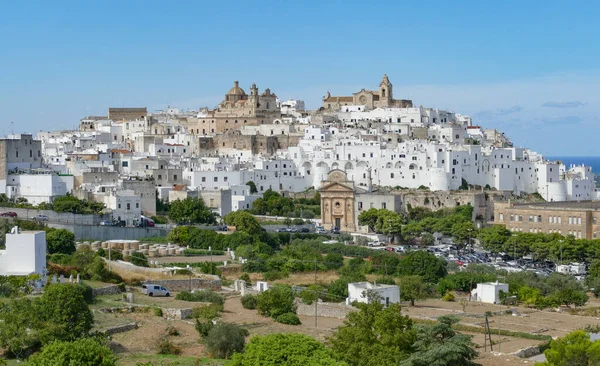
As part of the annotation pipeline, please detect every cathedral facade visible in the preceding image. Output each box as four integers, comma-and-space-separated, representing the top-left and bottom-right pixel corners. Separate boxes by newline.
321, 74, 413, 111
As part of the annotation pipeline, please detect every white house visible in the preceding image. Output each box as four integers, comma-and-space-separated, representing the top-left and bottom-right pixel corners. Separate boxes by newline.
470, 281, 509, 304
0, 228, 46, 279
347, 281, 400, 307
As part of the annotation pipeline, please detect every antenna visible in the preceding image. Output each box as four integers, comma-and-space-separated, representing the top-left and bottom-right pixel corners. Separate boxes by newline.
11, 121, 14, 135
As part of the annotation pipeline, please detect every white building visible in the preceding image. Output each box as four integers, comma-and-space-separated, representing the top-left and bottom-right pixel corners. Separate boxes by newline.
5, 172, 73, 204
470, 281, 509, 304
347, 281, 400, 307
0, 228, 46, 279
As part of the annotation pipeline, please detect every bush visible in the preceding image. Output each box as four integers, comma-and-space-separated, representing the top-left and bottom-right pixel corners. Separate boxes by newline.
257, 285, 296, 319
26, 338, 117, 366
240, 272, 252, 285
77, 282, 94, 304
240, 294, 258, 310
262, 270, 288, 281
442, 291, 456, 302
175, 290, 225, 305
157, 339, 182, 355
165, 326, 180, 336
193, 303, 223, 320
195, 319, 214, 338
276, 312, 301, 325
203, 323, 246, 359
154, 308, 163, 317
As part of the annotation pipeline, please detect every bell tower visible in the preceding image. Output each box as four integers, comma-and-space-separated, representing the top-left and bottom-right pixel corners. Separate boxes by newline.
379, 74, 393, 107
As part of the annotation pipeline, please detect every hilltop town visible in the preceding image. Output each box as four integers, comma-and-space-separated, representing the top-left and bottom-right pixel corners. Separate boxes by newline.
1, 76, 600, 365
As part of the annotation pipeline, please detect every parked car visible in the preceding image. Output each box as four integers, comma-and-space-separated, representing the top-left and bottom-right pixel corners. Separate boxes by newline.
316, 228, 328, 234
32, 214, 49, 222
114, 220, 126, 227
368, 241, 383, 247
142, 284, 170, 297
300, 228, 310, 233
277, 227, 289, 232
99, 221, 114, 226
0, 212, 17, 217
331, 226, 340, 234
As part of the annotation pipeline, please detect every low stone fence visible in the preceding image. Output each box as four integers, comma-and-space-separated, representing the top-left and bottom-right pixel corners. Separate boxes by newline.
162, 307, 193, 320
102, 322, 137, 335
92, 285, 122, 297
513, 346, 542, 358
143, 278, 222, 291
296, 301, 356, 319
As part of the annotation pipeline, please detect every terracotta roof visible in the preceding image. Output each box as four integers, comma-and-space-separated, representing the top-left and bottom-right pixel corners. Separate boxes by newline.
172, 184, 186, 191
165, 143, 184, 146
110, 149, 132, 154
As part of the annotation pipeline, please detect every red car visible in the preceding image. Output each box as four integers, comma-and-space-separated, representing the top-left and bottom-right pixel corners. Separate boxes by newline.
0, 212, 17, 217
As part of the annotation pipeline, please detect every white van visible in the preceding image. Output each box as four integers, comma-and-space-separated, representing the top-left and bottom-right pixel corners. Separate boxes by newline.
142, 284, 170, 297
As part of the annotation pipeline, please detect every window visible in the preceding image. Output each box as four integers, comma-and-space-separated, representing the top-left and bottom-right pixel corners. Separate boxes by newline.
382, 202, 387, 209
358, 202, 363, 210
15, 151, 18, 158
122, 161, 128, 167
335, 202, 341, 208
126, 203, 130, 210
118, 204, 121, 209
578, 217, 582, 225
202, 177, 206, 182
390, 173, 394, 178
529, 215, 533, 222
214, 177, 218, 182
173, 175, 178, 181
158, 175, 162, 180
499, 213, 504, 221
224, 177, 228, 182
569, 217, 573, 224
538, 215, 542, 222
136, 203, 139, 208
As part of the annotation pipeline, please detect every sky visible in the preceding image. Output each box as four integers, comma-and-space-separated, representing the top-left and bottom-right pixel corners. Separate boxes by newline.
0, 0, 599, 156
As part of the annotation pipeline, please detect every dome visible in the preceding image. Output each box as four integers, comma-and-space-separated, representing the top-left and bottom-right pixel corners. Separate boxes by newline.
227, 81, 246, 96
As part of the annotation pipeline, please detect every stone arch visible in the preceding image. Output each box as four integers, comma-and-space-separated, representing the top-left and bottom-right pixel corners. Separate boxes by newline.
344, 162, 354, 170
356, 161, 368, 168
316, 161, 329, 169
302, 162, 312, 170
331, 162, 340, 170
385, 162, 393, 168
395, 161, 405, 169
409, 163, 418, 170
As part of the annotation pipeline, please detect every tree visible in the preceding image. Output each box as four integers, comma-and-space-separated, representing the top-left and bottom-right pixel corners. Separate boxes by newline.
256, 285, 296, 319
36, 283, 94, 342
27, 338, 117, 366
223, 211, 263, 236
358, 208, 379, 232
203, 322, 246, 359
168, 197, 216, 225
324, 252, 344, 270
246, 181, 258, 194
45, 228, 75, 255
399, 316, 477, 366
328, 301, 416, 366
539, 330, 600, 366
231, 333, 345, 366
0, 298, 41, 358
397, 251, 447, 283
399, 276, 429, 306
450, 221, 476, 250
126, 251, 149, 267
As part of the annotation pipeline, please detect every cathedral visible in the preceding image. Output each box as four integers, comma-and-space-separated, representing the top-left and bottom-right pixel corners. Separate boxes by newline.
321, 74, 413, 110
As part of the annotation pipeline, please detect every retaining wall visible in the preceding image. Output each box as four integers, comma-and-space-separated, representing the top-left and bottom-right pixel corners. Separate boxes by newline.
513, 345, 542, 358
48, 223, 168, 241
92, 285, 122, 297
296, 301, 356, 319
102, 322, 137, 335
142, 278, 222, 291
162, 307, 193, 320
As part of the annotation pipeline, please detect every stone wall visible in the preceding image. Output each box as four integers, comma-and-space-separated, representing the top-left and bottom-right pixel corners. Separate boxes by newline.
296, 301, 356, 319
142, 277, 222, 292
512, 345, 541, 358
162, 307, 193, 320
102, 322, 137, 335
47, 223, 168, 241
92, 285, 122, 297
0, 207, 109, 225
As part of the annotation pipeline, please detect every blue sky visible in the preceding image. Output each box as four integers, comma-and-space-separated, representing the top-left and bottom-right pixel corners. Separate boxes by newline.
1, 0, 598, 156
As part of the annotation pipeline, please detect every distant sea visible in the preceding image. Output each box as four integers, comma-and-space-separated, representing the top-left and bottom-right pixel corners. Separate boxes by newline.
547, 156, 600, 174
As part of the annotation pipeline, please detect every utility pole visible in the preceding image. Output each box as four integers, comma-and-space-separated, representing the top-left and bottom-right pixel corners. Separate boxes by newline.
108, 242, 112, 272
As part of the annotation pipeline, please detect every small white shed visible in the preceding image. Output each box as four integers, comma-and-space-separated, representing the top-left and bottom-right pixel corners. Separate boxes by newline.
470, 281, 509, 304
347, 282, 400, 307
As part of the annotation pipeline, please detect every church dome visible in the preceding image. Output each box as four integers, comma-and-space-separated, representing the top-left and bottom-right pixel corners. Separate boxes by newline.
227, 81, 246, 96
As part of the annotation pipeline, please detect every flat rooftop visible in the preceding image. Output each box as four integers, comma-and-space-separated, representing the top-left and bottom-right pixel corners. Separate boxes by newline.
506, 200, 600, 211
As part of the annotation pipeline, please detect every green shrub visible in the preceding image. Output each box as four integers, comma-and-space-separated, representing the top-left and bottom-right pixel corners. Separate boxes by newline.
240, 272, 252, 285
262, 270, 288, 281
195, 319, 214, 338
175, 290, 225, 305
157, 339, 181, 355
442, 291, 456, 302
257, 285, 296, 319
276, 312, 301, 325
154, 307, 163, 317
193, 303, 224, 320
240, 294, 258, 309
77, 282, 94, 304
26, 338, 117, 366
203, 323, 246, 359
